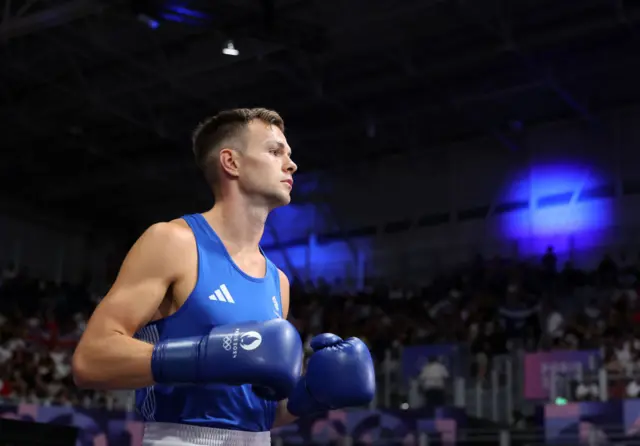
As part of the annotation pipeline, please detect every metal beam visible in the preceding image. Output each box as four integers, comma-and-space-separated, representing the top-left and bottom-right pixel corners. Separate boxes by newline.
3, 58, 175, 140
59, 22, 217, 111
33, 71, 623, 201
0, 37, 288, 145
0, 60, 190, 202
0, 0, 105, 41
45, 32, 173, 136
3, 5, 640, 139
2, 0, 12, 26
453, 0, 599, 124
16, 0, 40, 18
43, 156, 196, 200
432, 82, 524, 159
511, 51, 596, 123
456, 0, 619, 215
4, 3, 636, 120
46, 83, 535, 196
265, 59, 367, 135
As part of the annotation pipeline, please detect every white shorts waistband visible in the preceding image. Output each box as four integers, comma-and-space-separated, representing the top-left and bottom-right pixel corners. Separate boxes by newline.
142, 422, 271, 446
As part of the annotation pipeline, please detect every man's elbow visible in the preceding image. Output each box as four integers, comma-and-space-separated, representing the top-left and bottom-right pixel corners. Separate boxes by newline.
72, 347, 96, 389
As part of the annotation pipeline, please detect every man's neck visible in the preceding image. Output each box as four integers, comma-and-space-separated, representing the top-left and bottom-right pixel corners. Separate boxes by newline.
204, 199, 268, 255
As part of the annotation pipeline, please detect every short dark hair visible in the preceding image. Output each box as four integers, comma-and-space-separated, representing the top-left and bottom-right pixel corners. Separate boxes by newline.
192, 108, 285, 192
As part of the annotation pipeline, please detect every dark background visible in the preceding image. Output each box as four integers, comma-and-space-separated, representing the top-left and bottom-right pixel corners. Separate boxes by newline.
2, 0, 640, 232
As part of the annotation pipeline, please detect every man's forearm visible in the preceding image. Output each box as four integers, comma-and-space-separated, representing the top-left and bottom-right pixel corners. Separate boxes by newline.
72, 333, 155, 390
273, 400, 298, 428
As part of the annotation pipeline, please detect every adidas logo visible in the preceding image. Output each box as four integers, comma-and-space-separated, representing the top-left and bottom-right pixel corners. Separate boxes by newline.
208, 284, 235, 303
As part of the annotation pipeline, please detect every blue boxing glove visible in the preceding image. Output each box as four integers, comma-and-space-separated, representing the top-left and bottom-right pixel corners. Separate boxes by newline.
287, 334, 375, 416
151, 318, 302, 401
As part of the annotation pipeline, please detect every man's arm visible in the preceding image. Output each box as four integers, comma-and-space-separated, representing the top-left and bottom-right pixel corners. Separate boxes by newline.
72, 222, 193, 390
273, 269, 299, 428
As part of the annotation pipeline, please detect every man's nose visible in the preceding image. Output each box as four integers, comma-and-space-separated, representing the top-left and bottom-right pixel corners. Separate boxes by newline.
285, 159, 297, 173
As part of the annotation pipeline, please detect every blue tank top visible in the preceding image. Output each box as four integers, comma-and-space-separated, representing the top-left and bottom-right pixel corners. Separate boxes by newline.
133, 213, 284, 432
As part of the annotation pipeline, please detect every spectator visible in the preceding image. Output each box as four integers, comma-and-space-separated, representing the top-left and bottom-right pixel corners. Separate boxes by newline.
583, 298, 602, 322
575, 378, 599, 401
542, 246, 558, 275
627, 376, 640, 398
598, 254, 618, 287
2, 248, 640, 409
418, 356, 449, 407
545, 303, 565, 346
604, 346, 624, 374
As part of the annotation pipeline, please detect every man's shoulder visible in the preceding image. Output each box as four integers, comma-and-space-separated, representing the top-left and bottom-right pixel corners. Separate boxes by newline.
276, 268, 289, 285
139, 219, 195, 253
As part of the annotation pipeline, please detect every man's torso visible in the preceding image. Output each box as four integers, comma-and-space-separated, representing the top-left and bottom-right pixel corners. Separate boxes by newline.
134, 213, 284, 432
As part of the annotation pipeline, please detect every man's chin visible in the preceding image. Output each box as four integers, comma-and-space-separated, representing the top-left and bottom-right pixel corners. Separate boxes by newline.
267, 193, 291, 210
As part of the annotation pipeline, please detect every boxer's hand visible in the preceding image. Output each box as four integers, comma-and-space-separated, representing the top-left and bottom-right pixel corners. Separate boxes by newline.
286, 334, 375, 417
151, 319, 302, 401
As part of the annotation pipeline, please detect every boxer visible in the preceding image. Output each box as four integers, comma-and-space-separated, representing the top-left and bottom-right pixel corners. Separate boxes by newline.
72, 108, 375, 445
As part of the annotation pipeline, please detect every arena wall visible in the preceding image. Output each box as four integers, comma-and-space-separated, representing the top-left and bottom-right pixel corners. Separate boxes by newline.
6, 108, 640, 285
263, 107, 640, 282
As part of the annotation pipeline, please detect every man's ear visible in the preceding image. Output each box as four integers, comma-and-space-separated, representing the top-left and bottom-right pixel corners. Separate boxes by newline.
219, 148, 240, 178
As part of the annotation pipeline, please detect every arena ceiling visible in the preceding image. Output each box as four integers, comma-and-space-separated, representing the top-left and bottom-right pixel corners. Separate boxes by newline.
1, 0, 640, 234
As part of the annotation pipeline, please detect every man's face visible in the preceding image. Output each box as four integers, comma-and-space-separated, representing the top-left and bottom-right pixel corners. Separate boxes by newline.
237, 120, 297, 208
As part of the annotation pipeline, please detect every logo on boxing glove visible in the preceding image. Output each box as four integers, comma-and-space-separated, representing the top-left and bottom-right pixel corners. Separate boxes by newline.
240, 331, 262, 351
222, 329, 263, 358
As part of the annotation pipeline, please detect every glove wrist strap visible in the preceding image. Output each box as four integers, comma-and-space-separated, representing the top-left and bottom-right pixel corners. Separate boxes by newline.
151, 335, 204, 384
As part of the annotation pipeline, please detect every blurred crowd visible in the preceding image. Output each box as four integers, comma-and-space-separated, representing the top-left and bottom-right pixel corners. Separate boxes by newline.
2, 247, 640, 408
0, 264, 100, 407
